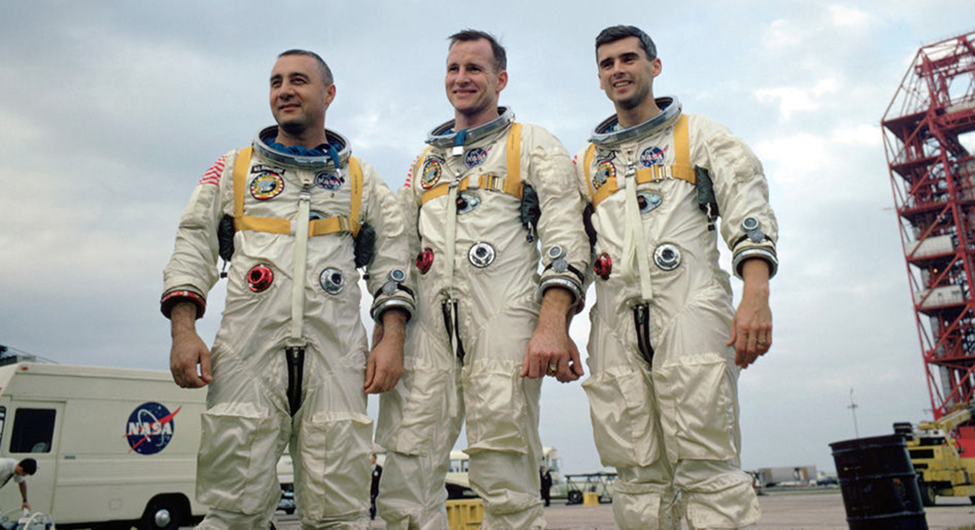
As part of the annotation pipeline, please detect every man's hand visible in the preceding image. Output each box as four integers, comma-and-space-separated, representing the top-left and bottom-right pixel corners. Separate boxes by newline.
364, 309, 407, 394
728, 259, 772, 368
21, 500, 30, 511
522, 288, 584, 382
169, 302, 212, 388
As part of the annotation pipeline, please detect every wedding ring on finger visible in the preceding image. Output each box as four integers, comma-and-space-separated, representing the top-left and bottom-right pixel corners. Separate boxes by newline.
547, 364, 558, 375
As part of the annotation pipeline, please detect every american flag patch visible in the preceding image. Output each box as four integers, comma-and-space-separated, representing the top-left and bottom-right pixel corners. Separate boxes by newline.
198, 155, 227, 186
404, 153, 423, 188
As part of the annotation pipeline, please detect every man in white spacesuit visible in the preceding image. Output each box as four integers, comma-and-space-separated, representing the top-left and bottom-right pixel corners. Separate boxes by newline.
577, 26, 777, 529
163, 49, 414, 529
375, 30, 590, 529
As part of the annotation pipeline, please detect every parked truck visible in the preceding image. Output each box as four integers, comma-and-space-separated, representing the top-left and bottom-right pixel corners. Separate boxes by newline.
0, 358, 208, 529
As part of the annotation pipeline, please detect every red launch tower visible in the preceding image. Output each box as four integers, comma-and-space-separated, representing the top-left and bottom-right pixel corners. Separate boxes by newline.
883, 31, 975, 434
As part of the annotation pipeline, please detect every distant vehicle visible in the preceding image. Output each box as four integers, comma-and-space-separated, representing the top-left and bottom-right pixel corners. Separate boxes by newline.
895, 401, 975, 506
0, 357, 293, 528
0, 359, 206, 529
563, 472, 616, 505
445, 446, 564, 499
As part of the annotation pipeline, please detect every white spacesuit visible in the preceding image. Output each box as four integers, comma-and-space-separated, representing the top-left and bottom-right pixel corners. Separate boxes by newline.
375, 108, 589, 529
576, 97, 777, 529
162, 127, 413, 529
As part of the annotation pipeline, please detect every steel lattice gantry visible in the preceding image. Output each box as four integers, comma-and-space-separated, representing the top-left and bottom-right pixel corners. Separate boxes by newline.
883, 30, 975, 420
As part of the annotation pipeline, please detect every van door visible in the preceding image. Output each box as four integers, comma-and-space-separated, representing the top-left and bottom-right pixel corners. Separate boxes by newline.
1, 402, 64, 514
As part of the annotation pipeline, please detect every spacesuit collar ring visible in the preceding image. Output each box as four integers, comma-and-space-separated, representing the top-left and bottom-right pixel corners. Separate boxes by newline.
254, 126, 352, 170
589, 96, 682, 147
426, 107, 515, 148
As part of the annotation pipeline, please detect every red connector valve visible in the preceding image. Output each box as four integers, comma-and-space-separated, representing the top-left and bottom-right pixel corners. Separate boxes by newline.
594, 253, 612, 280
247, 264, 274, 292
416, 248, 434, 275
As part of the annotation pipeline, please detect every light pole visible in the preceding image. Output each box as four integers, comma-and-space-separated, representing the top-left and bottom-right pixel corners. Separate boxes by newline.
847, 388, 860, 438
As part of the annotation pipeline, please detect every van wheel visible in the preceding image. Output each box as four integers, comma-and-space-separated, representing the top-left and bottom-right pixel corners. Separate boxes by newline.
142, 498, 182, 530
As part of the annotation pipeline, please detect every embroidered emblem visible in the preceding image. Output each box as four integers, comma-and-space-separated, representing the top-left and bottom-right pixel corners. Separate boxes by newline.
640, 145, 669, 167
250, 172, 285, 200
593, 161, 616, 190
315, 171, 344, 191
464, 147, 490, 168
421, 158, 443, 189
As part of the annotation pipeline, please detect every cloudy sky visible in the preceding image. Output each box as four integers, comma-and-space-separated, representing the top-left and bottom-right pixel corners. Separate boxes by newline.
2, 1, 974, 476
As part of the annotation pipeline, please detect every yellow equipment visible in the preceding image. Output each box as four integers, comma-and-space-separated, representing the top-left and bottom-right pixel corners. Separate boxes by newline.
895, 402, 975, 506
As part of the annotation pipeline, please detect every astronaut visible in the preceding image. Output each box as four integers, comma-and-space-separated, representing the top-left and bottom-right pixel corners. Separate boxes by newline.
375, 30, 589, 529
576, 27, 778, 529
163, 50, 413, 529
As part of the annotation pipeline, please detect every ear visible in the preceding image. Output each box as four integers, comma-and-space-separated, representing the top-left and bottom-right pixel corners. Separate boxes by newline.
325, 84, 337, 105
651, 58, 662, 79
496, 69, 508, 93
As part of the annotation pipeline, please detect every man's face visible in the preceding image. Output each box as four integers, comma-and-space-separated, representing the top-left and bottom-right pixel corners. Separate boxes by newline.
596, 36, 661, 111
269, 54, 334, 137
445, 39, 507, 120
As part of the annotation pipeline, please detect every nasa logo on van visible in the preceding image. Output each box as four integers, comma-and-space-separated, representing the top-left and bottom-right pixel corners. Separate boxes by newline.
125, 402, 181, 455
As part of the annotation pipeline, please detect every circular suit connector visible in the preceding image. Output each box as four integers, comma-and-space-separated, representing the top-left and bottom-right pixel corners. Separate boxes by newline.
468, 242, 496, 268
653, 244, 681, 271
319, 268, 345, 295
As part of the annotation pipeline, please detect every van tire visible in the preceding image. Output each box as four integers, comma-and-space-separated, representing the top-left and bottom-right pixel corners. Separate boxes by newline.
142, 497, 182, 530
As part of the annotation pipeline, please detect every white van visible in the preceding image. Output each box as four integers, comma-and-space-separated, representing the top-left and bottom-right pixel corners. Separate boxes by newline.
0, 359, 208, 529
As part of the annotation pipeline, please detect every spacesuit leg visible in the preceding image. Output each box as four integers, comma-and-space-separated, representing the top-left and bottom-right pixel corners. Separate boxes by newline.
463, 358, 545, 529
194, 343, 292, 529
582, 310, 680, 530
376, 327, 463, 529
291, 347, 373, 530
656, 354, 760, 529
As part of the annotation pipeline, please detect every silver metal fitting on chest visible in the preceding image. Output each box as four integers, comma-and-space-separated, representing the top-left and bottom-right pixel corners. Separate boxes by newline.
468, 242, 496, 268
320, 268, 345, 295
653, 243, 682, 271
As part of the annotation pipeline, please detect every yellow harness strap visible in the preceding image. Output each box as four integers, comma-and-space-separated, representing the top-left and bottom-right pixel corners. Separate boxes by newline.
233, 147, 363, 238
584, 114, 693, 208
420, 123, 523, 205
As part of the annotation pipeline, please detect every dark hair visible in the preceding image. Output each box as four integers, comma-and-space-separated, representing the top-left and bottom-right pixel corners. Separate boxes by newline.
448, 29, 507, 72
278, 49, 334, 85
19, 458, 37, 475
595, 25, 657, 61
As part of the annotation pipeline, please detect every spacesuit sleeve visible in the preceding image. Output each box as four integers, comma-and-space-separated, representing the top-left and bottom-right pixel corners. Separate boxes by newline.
524, 125, 590, 304
160, 149, 238, 318
573, 148, 597, 294
361, 161, 416, 322
694, 115, 779, 279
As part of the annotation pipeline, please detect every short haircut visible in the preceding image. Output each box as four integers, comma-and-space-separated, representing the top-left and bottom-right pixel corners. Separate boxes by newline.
595, 25, 657, 61
278, 49, 334, 85
19, 458, 37, 475
448, 29, 507, 72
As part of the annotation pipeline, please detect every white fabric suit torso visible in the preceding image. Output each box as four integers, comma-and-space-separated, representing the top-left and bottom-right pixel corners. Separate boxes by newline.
376, 111, 589, 530
576, 101, 776, 530
163, 128, 412, 529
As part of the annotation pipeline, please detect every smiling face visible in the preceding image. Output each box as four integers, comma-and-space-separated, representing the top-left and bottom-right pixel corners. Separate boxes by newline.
269, 54, 334, 147
596, 36, 662, 125
445, 38, 508, 129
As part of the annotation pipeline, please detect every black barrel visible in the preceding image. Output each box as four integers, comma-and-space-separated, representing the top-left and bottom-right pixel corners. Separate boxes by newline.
829, 434, 927, 529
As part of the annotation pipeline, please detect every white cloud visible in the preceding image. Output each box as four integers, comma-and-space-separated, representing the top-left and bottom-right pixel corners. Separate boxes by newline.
832, 123, 882, 147
828, 4, 873, 29
755, 78, 841, 121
